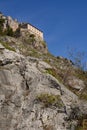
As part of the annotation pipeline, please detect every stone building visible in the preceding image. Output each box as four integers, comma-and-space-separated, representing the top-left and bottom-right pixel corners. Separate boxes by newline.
20, 23, 43, 40
0, 12, 44, 39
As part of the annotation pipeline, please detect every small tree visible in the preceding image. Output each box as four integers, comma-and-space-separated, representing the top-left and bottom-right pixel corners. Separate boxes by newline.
5, 26, 14, 36
68, 48, 86, 70
14, 27, 21, 37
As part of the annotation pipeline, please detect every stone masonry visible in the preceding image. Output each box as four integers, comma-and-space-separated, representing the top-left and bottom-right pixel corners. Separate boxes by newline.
20, 23, 43, 40
0, 12, 44, 40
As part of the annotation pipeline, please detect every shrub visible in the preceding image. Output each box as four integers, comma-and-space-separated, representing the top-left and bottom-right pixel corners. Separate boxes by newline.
45, 68, 62, 83
14, 27, 21, 37
36, 93, 63, 108
45, 68, 58, 78
5, 26, 14, 36
0, 42, 16, 52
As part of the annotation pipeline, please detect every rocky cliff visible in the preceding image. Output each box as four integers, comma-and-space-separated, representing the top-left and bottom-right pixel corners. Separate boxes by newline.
0, 13, 87, 130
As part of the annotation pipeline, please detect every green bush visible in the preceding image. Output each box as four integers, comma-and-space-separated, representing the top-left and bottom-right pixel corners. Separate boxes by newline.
45, 68, 62, 83
0, 42, 16, 52
14, 27, 21, 37
4, 26, 14, 36
36, 93, 63, 108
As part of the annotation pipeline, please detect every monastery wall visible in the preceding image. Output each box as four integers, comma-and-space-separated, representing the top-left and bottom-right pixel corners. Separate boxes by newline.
20, 23, 43, 40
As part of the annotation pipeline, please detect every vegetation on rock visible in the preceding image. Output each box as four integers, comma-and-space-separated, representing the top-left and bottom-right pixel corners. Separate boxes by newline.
36, 93, 64, 108
0, 41, 16, 51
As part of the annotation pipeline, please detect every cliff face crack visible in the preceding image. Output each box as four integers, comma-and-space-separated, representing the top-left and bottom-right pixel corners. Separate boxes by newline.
19, 59, 30, 91
0, 59, 13, 66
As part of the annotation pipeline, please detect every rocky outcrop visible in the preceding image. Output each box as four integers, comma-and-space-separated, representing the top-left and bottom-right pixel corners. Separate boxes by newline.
0, 46, 64, 130
0, 12, 48, 54
0, 34, 48, 55
0, 43, 87, 130
0, 12, 18, 31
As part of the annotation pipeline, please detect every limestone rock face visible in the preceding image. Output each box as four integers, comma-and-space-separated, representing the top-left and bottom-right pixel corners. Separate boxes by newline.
0, 48, 64, 130
0, 12, 87, 130
7, 16, 19, 31
0, 46, 87, 130
67, 76, 85, 90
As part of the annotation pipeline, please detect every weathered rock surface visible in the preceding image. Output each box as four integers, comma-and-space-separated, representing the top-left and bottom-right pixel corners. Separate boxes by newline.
0, 43, 87, 130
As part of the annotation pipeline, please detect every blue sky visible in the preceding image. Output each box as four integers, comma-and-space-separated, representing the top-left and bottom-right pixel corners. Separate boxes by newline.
0, 0, 87, 60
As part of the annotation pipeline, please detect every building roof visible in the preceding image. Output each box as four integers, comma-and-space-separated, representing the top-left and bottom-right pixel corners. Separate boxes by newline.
21, 22, 43, 33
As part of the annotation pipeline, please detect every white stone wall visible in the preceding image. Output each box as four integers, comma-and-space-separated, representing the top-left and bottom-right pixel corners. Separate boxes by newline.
27, 24, 43, 40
